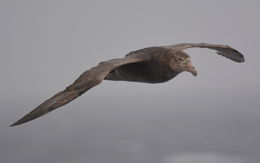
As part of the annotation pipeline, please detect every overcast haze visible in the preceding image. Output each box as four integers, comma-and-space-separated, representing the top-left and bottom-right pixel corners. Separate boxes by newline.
1, 0, 260, 163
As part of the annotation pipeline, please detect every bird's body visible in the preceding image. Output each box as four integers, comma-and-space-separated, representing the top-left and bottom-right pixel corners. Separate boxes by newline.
105, 47, 180, 83
10, 43, 245, 126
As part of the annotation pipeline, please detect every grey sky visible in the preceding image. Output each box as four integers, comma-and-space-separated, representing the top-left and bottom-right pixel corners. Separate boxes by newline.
0, 0, 259, 163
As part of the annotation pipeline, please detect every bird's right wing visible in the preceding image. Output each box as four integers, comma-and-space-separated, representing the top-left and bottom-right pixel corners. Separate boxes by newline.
165, 43, 245, 62
10, 54, 149, 126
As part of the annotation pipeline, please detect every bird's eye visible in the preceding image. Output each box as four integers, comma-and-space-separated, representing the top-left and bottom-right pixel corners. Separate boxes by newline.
178, 58, 184, 62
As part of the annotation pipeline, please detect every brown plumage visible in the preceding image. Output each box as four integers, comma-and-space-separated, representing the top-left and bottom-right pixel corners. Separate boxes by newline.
10, 43, 245, 126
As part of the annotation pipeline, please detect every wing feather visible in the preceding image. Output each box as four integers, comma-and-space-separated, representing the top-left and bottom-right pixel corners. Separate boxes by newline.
10, 55, 146, 126
165, 43, 245, 62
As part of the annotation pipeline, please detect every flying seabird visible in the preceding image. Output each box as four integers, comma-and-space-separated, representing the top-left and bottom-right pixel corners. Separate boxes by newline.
10, 43, 245, 126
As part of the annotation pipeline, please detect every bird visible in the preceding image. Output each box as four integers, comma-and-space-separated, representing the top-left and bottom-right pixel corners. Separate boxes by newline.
10, 43, 245, 126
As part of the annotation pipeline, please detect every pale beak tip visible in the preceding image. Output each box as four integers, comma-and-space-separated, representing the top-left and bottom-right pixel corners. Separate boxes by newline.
186, 62, 197, 77
192, 71, 197, 76
189, 67, 197, 76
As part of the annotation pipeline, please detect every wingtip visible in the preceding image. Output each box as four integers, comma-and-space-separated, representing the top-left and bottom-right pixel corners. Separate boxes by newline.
234, 56, 245, 63
216, 50, 245, 63
9, 120, 23, 127
10, 122, 18, 127
235, 53, 245, 63
233, 49, 245, 63
9, 117, 30, 127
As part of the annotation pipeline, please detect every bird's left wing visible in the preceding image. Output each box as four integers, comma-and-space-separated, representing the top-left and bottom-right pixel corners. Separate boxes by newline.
165, 43, 245, 62
10, 55, 147, 126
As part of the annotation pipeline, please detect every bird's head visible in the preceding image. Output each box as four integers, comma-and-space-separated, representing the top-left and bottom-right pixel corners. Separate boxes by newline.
171, 52, 197, 76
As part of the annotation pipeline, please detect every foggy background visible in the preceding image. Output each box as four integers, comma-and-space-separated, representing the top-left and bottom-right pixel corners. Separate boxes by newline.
1, 0, 259, 163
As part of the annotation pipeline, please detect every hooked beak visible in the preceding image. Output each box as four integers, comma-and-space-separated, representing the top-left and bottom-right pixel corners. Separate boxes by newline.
186, 62, 197, 76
